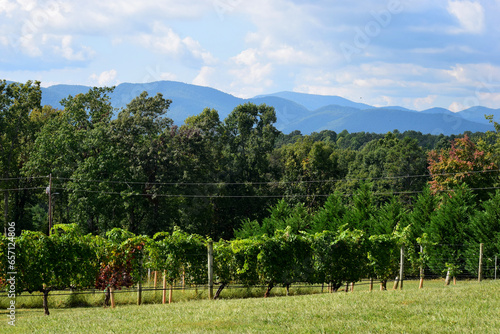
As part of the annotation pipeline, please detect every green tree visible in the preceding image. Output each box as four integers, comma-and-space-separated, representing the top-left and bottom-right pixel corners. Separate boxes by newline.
424, 185, 476, 283
0, 80, 42, 234
215, 103, 280, 238
343, 132, 427, 200
311, 228, 366, 291
464, 190, 500, 277
257, 228, 313, 297
310, 191, 347, 233
22, 87, 115, 232
15, 225, 99, 315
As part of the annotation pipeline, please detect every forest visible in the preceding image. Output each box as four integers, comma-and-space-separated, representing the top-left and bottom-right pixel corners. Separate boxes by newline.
1, 80, 500, 250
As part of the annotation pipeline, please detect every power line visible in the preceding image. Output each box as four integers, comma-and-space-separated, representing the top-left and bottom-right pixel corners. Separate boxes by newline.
2, 169, 499, 198
0, 176, 48, 181
45, 168, 500, 187
0, 187, 47, 192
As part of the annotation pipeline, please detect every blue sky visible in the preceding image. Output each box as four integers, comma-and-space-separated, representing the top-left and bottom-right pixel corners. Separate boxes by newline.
1, 0, 500, 111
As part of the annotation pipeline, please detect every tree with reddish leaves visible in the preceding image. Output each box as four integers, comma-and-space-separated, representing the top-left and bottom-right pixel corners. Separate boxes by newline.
93, 228, 149, 307
427, 135, 497, 200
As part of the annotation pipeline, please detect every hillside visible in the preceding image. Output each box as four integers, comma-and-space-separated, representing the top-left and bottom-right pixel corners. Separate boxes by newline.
38, 80, 498, 135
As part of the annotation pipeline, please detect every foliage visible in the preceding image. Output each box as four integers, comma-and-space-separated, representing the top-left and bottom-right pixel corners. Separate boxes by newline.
428, 135, 497, 200
0, 80, 42, 232
311, 228, 366, 290
367, 233, 400, 287
424, 185, 476, 276
148, 228, 206, 285
256, 228, 314, 289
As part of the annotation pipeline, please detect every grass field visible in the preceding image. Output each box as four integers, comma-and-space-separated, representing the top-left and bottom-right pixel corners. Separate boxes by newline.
1, 280, 499, 333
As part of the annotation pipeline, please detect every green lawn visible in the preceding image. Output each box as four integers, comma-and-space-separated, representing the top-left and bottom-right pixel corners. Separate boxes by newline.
1, 280, 499, 333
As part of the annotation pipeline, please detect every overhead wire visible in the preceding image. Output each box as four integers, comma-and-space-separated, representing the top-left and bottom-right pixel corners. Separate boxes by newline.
1, 169, 498, 198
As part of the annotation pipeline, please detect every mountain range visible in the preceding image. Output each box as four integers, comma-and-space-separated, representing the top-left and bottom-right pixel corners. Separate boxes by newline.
38, 80, 499, 135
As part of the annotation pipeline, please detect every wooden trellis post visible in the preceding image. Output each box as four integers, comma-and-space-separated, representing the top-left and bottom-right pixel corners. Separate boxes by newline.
478, 243, 484, 282
208, 241, 214, 300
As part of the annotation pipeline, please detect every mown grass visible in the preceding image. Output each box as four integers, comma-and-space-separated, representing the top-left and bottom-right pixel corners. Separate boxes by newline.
1, 280, 499, 333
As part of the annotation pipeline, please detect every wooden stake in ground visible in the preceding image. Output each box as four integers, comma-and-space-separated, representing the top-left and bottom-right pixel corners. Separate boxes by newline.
162, 270, 167, 304
369, 278, 373, 292
478, 243, 484, 282
137, 280, 142, 305
110, 286, 116, 308
399, 245, 404, 290
495, 256, 498, 280
419, 245, 424, 289
207, 241, 214, 300
393, 276, 399, 290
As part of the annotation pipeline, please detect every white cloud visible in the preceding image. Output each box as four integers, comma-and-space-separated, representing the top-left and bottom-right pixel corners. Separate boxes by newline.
182, 37, 217, 65
53, 35, 94, 61
137, 22, 216, 66
0, 0, 18, 15
448, 101, 465, 112
226, 48, 274, 97
192, 66, 216, 87
90, 69, 118, 86
414, 95, 438, 110
447, 0, 485, 34
19, 34, 42, 57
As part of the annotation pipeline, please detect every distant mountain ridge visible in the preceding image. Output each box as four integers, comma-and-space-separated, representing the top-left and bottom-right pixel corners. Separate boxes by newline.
35, 80, 499, 135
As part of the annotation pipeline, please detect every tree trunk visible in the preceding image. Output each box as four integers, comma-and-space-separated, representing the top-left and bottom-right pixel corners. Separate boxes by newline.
42, 289, 50, 316
214, 283, 227, 300
332, 282, 341, 292
380, 280, 387, 290
445, 270, 451, 286
104, 287, 111, 307
264, 283, 274, 298
285, 283, 290, 296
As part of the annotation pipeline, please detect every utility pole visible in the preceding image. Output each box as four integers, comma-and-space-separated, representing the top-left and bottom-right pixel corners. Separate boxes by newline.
47, 173, 52, 235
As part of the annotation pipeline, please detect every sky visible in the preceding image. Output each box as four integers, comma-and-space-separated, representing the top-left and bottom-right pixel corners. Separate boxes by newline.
1, 0, 500, 111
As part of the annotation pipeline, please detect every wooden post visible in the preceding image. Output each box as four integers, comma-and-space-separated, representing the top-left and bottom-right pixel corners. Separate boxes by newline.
350, 282, 354, 292
162, 271, 167, 304
208, 241, 214, 300
182, 269, 185, 292
393, 276, 399, 290
495, 256, 498, 280
110, 286, 115, 308
399, 245, 404, 290
369, 278, 373, 292
137, 280, 142, 305
478, 243, 484, 282
419, 245, 424, 289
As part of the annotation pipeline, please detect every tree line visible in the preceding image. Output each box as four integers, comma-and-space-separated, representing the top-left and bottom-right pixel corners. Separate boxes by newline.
1, 79, 500, 241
